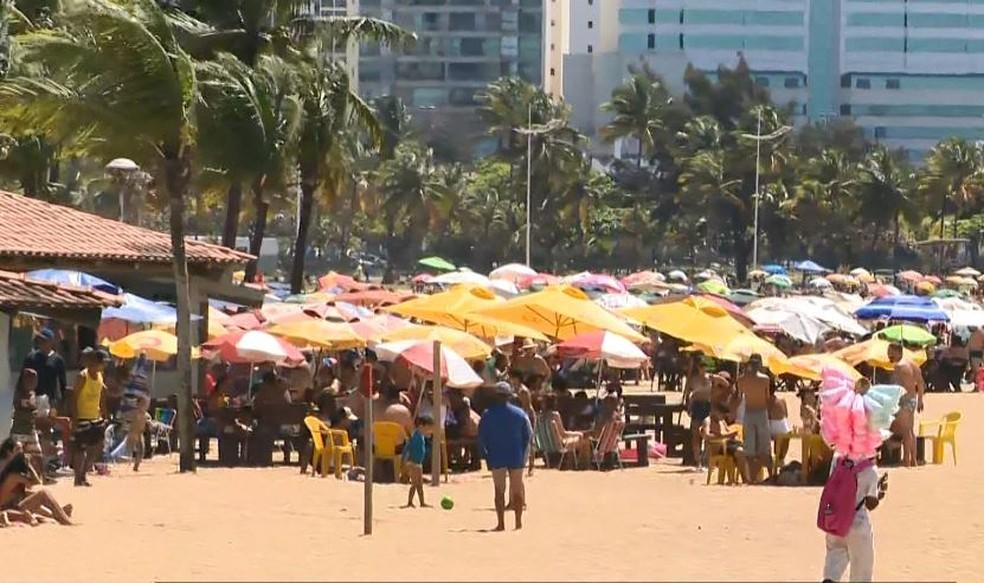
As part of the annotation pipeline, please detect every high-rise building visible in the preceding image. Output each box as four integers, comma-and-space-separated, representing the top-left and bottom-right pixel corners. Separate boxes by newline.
548, 0, 984, 161
303, 0, 361, 84
357, 0, 543, 156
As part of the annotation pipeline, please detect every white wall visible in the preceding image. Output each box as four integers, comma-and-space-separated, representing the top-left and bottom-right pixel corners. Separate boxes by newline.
0, 312, 12, 440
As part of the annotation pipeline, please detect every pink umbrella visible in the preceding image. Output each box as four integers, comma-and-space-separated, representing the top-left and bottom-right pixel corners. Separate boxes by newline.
373, 340, 483, 388
922, 275, 943, 285
489, 262, 537, 283
568, 272, 627, 294
203, 330, 305, 364
516, 273, 561, 289
412, 273, 434, 284
554, 330, 648, 368
225, 311, 265, 331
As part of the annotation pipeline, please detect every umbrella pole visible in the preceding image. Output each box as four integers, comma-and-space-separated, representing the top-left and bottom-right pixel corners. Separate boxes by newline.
431, 340, 444, 486
594, 359, 605, 406
364, 361, 374, 535
151, 360, 157, 392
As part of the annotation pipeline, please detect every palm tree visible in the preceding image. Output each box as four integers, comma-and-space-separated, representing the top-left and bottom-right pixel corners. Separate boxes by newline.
0, 0, 201, 471
855, 146, 915, 263
919, 137, 984, 240
600, 64, 673, 167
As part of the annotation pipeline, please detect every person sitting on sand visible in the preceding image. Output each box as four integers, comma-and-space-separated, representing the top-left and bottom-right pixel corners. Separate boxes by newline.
700, 404, 750, 484
402, 415, 434, 508
0, 438, 72, 526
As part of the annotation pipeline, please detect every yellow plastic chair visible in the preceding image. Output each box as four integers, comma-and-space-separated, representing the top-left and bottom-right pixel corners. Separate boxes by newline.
705, 424, 743, 485
328, 429, 356, 479
304, 416, 331, 478
919, 412, 961, 465
373, 421, 407, 482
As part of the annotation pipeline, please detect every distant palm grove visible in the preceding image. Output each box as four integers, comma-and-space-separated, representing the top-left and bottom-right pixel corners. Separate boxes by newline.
3, 0, 984, 289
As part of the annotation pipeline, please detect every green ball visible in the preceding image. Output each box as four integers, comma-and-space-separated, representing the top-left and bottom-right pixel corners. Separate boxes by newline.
440, 496, 454, 510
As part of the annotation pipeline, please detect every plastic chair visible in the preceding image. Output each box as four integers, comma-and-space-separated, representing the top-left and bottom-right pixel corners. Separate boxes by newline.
919, 411, 961, 465
153, 408, 176, 454
327, 429, 355, 479
706, 424, 743, 485
304, 416, 331, 478
372, 421, 407, 482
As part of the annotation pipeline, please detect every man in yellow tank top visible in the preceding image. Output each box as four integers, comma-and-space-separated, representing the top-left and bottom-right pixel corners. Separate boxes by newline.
70, 348, 108, 487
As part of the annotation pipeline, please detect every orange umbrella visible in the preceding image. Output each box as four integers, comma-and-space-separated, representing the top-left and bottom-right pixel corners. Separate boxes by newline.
334, 289, 415, 307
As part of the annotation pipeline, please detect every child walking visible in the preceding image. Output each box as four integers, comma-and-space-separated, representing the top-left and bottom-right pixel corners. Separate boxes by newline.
402, 416, 433, 508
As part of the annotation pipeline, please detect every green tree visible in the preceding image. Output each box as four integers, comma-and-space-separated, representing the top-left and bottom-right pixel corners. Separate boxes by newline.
919, 137, 984, 240
0, 0, 201, 471
600, 64, 674, 167
855, 146, 915, 265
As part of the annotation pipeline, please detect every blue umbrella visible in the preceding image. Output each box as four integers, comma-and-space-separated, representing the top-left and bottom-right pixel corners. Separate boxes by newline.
27, 269, 120, 294
793, 260, 830, 274
762, 264, 787, 275
855, 295, 949, 322
102, 293, 179, 324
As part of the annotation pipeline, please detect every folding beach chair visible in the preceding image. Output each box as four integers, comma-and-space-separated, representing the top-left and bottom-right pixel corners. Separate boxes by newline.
591, 419, 626, 470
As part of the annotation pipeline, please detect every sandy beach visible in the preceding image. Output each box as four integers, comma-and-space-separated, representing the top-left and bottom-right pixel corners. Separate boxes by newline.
1, 391, 978, 583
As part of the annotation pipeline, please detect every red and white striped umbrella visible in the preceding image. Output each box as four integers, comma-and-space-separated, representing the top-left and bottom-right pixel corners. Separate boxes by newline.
554, 330, 649, 369
373, 340, 483, 388
203, 330, 305, 364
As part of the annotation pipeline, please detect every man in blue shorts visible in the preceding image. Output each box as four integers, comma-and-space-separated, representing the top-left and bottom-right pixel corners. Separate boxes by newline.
478, 382, 532, 531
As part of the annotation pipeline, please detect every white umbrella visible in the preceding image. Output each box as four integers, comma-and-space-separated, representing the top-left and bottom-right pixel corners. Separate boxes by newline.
488, 279, 520, 297
667, 270, 688, 282
105, 157, 140, 171
489, 263, 537, 282
594, 293, 648, 310
748, 296, 867, 337
432, 269, 492, 287
554, 330, 650, 369
809, 277, 833, 289
954, 267, 981, 277
849, 268, 871, 277
374, 340, 482, 389
746, 307, 830, 344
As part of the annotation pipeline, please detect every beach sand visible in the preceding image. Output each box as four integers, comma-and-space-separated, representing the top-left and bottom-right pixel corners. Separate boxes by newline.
2, 391, 979, 582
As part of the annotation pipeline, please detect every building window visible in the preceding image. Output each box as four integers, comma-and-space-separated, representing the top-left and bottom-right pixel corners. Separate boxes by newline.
874, 127, 886, 139
784, 77, 800, 88
648, 33, 655, 49
856, 78, 871, 89
886, 78, 900, 90
550, 43, 555, 50
648, 9, 655, 24
840, 104, 851, 115
841, 75, 852, 88
550, 67, 555, 76
588, 20, 593, 29
587, 44, 593, 53
755, 76, 770, 87
588, 0, 593, 4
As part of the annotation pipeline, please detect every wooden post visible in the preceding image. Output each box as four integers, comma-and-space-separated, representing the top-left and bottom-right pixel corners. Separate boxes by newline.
431, 340, 443, 486
364, 361, 374, 535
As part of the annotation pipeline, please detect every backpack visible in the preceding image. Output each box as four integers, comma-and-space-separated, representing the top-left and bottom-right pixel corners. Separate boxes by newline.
817, 457, 873, 537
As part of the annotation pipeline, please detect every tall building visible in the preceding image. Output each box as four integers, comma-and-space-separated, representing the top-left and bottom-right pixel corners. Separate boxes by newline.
304, 0, 361, 84
358, 0, 544, 156
548, 0, 984, 161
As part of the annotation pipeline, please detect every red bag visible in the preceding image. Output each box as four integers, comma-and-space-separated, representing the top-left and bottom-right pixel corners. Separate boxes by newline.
817, 457, 873, 537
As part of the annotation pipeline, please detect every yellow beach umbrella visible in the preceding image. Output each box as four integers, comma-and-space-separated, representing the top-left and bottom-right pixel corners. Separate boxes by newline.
620, 296, 748, 347
471, 285, 645, 342
108, 329, 199, 361
686, 331, 794, 374
155, 317, 227, 341
833, 339, 927, 370
774, 353, 863, 382
378, 324, 492, 360
267, 319, 367, 350
385, 284, 548, 341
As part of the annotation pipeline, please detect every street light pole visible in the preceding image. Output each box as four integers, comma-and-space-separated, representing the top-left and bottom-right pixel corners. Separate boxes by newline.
525, 103, 533, 267
752, 108, 762, 270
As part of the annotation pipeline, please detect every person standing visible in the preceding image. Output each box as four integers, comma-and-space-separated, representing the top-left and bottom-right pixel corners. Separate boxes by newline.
119, 356, 152, 472
821, 459, 887, 583
737, 354, 771, 483
968, 326, 984, 383
888, 343, 925, 467
478, 382, 532, 531
20, 329, 67, 411
70, 348, 108, 487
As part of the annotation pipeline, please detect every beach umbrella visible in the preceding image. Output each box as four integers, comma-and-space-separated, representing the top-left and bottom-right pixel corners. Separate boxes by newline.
866, 283, 901, 298
566, 272, 627, 294
898, 270, 923, 282
694, 270, 716, 282
765, 274, 793, 288
914, 281, 936, 296
954, 267, 981, 277
349, 314, 412, 341
334, 289, 414, 307
594, 293, 648, 311
747, 269, 768, 280
417, 256, 456, 272
267, 319, 367, 350
374, 340, 482, 388
102, 293, 180, 324
317, 271, 367, 292
621, 270, 663, 288
226, 311, 264, 331
774, 353, 863, 382
748, 296, 867, 337
488, 279, 520, 297
378, 324, 492, 360
746, 307, 830, 344
203, 330, 305, 364
696, 279, 730, 296
384, 284, 548, 340
473, 285, 645, 341
922, 275, 943, 285
728, 289, 760, 307
809, 277, 833, 289
875, 324, 936, 346
108, 330, 187, 362
686, 332, 793, 375
667, 269, 688, 282
621, 296, 748, 347
855, 295, 949, 322
27, 269, 121, 294
762, 264, 787, 275
489, 263, 537, 282
833, 339, 927, 369
849, 267, 871, 278
794, 260, 830, 273
515, 272, 562, 290
431, 269, 492, 287
554, 330, 649, 369
412, 273, 434, 284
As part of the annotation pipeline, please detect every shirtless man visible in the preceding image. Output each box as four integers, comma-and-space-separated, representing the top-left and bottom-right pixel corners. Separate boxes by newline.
737, 354, 771, 483
888, 343, 925, 467
967, 326, 984, 382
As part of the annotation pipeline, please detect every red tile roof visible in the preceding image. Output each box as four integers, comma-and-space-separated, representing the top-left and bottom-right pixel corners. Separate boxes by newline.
0, 270, 122, 310
0, 191, 252, 265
